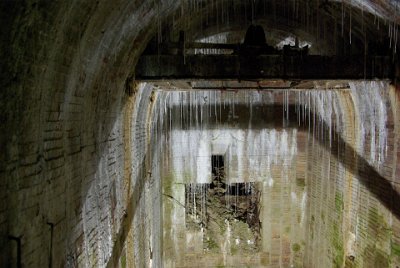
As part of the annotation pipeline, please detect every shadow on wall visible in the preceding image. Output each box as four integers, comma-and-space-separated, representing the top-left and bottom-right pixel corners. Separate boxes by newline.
106, 152, 149, 268
104, 100, 399, 266
106, 84, 161, 268
311, 111, 400, 221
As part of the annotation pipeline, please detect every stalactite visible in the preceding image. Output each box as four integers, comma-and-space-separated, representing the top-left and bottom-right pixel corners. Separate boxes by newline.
349, 5, 352, 44
342, 0, 345, 37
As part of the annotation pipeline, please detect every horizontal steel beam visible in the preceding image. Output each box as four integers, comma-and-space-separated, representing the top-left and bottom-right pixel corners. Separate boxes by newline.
160, 41, 238, 50
135, 55, 394, 81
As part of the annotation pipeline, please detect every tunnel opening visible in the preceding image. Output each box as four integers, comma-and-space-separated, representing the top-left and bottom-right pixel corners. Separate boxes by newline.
147, 78, 398, 267
140, 4, 399, 266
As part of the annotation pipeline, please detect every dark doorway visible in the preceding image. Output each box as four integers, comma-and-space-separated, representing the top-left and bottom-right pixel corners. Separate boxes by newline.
211, 155, 225, 190
211, 155, 224, 177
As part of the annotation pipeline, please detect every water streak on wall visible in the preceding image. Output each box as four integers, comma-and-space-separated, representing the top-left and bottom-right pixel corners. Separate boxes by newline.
146, 81, 400, 267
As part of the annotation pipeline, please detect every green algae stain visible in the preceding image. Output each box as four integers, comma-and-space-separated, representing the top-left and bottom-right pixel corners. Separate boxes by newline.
205, 238, 219, 251
292, 243, 301, 252
120, 254, 126, 268
391, 243, 400, 268
332, 192, 344, 268
296, 178, 306, 188
335, 192, 344, 212
375, 251, 390, 268
364, 246, 390, 268
392, 242, 400, 257
367, 207, 391, 239
163, 173, 175, 195
332, 224, 344, 268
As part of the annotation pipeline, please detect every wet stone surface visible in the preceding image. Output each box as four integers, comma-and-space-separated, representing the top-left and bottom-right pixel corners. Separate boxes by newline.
185, 164, 262, 254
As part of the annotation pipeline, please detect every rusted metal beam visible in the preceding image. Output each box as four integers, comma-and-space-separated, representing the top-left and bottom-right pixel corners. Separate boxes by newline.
135, 55, 394, 81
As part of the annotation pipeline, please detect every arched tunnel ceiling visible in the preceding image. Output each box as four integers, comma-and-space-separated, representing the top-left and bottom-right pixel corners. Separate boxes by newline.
149, 0, 400, 56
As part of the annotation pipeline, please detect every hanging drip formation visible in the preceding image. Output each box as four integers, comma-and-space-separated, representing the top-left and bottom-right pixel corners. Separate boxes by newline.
152, 0, 399, 57
150, 83, 389, 188
147, 81, 389, 176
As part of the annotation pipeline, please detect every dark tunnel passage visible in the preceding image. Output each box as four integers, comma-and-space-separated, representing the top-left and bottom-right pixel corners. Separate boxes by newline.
1, 1, 400, 267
